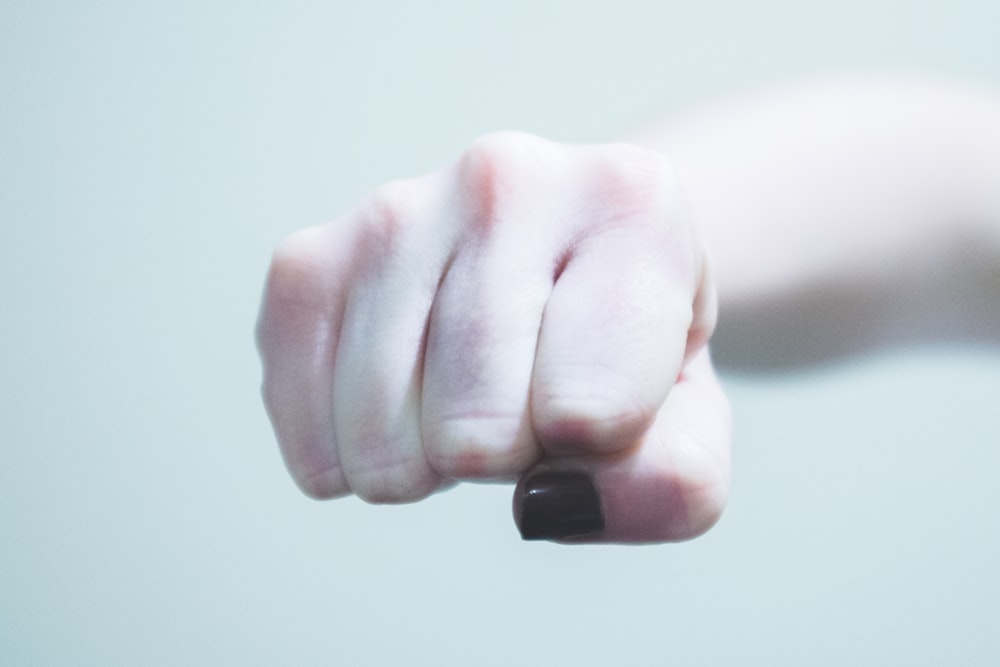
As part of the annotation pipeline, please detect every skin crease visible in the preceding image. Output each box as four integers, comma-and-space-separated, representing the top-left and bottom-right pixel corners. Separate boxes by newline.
256, 75, 1000, 543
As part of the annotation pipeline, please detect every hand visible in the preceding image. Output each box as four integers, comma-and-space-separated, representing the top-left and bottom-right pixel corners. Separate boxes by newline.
255, 132, 732, 543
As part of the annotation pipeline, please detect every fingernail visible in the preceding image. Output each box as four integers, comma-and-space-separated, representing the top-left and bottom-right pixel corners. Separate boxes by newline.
518, 471, 604, 541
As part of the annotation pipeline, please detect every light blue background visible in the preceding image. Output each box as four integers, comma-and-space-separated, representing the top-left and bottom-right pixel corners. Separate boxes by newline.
2, 2, 999, 664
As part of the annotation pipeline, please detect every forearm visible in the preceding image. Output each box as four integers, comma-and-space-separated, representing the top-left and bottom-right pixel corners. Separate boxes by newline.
630, 75, 1000, 368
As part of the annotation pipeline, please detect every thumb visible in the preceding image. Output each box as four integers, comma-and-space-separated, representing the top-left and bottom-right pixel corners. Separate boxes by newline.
514, 348, 732, 543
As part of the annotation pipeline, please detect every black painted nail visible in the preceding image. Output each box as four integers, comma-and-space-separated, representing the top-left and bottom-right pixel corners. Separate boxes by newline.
518, 471, 604, 541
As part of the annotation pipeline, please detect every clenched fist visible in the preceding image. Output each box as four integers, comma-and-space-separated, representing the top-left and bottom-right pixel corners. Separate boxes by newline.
256, 132, 732, 543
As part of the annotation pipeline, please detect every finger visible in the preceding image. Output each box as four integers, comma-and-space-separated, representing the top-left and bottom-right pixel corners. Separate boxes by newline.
514, 347, 732, 543
332, 179, 448, 503
256, 224, 351, 499
531, 212, 701, 457
421, 134, 572, 479
421, 232, 553, 479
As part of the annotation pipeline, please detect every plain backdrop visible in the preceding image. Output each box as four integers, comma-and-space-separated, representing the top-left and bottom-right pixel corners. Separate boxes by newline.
2, 1, 999, 664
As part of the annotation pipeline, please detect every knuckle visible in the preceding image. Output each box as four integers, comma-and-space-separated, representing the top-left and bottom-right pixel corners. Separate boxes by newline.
463, 131, 540, 173
589, 143, 677, 226
684, 485, 728, 539
362, 178, 423, 247
267, 228, 326, 296
533, 372, 656, 453
262, 225, 340, 313
368, 178, 421, 220
656, 418, 732, 540
293, 465, 348, 500
350, 457, 440, 504
267, 425, 349, 500
257, 226, 338, 351
424, 414, 537, 479
457, 131, 547, 232
670, 437, 731, 539
357, 175, 449, 276
342, 428, 440, 504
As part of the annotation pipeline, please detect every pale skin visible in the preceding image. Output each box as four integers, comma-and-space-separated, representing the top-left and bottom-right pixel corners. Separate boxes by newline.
256, 75, 1000, 543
